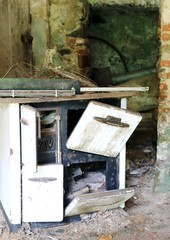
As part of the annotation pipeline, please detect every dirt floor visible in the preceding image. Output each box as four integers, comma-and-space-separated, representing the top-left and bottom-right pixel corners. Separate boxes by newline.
0, 165, 170, 240
0, 133, 170, 240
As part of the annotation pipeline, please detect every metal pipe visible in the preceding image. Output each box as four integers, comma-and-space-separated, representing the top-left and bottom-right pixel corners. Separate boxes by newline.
111, 67, 157, 85
56, 115, 62, 164
81, 86, 149, 92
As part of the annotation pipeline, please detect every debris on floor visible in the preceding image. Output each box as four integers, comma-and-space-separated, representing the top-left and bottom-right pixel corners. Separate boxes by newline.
98, 234, 113, 240
68, 171, 105, 196
1, 165, 170, 239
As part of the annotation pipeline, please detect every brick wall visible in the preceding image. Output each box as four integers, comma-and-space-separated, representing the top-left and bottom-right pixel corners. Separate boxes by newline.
155, 0, 170, 191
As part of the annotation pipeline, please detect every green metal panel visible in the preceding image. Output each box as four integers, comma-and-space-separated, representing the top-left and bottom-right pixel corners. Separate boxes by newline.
0, 78, 80, 93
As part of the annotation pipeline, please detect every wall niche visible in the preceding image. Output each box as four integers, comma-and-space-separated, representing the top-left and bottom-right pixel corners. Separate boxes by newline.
87, 3, 160, 167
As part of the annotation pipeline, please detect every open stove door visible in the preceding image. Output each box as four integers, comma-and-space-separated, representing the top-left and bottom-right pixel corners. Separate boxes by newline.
21, 105, 63, 222
67, 101, 142, 157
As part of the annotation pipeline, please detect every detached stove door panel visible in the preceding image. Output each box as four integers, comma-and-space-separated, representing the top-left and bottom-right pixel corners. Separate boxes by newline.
21, 105, 63, 222
67, 100, 142, 157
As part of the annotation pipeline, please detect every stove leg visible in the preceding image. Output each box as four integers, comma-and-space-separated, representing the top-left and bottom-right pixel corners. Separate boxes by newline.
106, 156, 119, 190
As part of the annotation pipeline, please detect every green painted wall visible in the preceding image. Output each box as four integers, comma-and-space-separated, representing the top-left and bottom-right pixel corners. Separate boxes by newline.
88, 0, 159, 8
88, 5, 159, 76
30, 1, 159, 82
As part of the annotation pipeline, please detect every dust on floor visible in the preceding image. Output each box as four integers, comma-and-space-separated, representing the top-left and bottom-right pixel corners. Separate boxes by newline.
0, 165, 170, 240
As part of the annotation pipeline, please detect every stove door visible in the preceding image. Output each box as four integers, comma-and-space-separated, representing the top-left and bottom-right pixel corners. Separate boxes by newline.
67, 100, 142, 157
21, 105, 63, 222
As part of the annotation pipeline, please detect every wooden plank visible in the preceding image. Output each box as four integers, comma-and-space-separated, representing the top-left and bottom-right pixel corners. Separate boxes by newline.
65, 188, 135, 217
0, 92, 139, 104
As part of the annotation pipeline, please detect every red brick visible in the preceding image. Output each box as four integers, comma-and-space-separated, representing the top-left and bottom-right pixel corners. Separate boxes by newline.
163, 24, 170, 32
160, 61, 170, 67
162, 33, 170, 41
160, 82, 168, 90
159, 91, 168, 99
166, 72, 170, 79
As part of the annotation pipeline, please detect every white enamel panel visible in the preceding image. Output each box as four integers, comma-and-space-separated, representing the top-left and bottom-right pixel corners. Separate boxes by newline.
119, 98, 127, 190
22, 164, 63, 222
67, 100, 142, 157
21, 105, 37, 173
21, 105, 63, 222
0, 103, 21, 224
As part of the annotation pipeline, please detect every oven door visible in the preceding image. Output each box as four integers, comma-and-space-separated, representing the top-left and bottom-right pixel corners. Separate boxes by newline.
67, 100, 142, 157
21, 105, 63, 222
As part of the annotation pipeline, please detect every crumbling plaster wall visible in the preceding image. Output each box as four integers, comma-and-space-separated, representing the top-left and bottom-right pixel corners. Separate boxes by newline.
30, 0, 89, 68
30, 0, 49, 68
0, 0, 30, 77
155, 0, 170, 192
31, 0, 160, 71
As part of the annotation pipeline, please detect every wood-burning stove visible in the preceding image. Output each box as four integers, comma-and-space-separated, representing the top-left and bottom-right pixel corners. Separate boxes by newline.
0, 97, 131, 230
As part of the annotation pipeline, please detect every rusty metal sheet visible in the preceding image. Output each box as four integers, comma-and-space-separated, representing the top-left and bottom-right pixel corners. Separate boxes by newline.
66, 101, 142, 157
